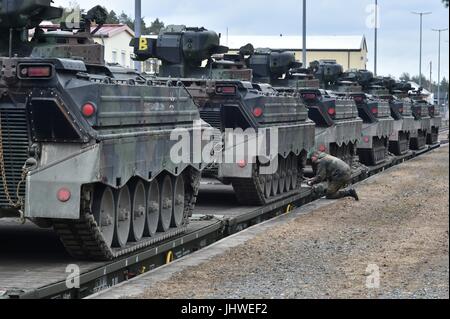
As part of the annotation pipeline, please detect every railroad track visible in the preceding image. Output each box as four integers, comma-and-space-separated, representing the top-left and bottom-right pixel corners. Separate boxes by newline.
0, 142, 444, 299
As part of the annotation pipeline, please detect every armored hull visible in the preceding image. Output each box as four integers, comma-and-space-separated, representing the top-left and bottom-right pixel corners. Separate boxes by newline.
0, 57, 208, 260
182, 79, 315, 206
353, 96, 394, 166
389, 116, 416, 155
386, 100, 415, 156
427, 105, 442, 145
410, 104, 431, 150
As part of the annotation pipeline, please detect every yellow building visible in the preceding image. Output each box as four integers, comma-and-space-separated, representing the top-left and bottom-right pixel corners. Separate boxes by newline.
224, 35, 368, 71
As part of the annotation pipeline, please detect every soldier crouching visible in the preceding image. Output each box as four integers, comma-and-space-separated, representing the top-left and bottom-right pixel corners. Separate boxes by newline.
307, 151, 359, 201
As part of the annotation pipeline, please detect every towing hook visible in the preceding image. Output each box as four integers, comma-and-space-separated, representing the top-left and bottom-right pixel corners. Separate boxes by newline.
23, 158, 38, 171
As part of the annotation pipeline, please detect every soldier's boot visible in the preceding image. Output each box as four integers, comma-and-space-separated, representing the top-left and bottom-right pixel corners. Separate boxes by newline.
327, 189, 359, 201
348, 189, 359, 201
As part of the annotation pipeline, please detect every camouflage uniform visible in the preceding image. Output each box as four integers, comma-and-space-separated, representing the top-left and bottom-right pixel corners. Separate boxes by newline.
309, 152, 359, 200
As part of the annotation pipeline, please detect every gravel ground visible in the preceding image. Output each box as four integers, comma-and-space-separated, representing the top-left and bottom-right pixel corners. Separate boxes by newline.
140, 147, 449, 299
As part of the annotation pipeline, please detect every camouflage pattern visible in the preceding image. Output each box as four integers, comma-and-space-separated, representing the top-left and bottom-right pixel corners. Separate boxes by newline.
247, 54, 363, 163
134, 27, 316, 184
310, 153, 358, 200
310, 153, 352, 185
0, 2, 208, 221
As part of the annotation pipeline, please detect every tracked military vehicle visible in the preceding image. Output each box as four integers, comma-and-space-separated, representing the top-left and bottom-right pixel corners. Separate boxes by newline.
409, 88, 441, 146
133, 26, 315, 206
246, 52, 362, 166
0, 1, 210, 260
364, 77, 416, 156
319, 65, 395, 166
393, 85, 431, 150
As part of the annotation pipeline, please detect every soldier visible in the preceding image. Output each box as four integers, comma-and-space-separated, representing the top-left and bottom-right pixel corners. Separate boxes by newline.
307, 151, 359, 201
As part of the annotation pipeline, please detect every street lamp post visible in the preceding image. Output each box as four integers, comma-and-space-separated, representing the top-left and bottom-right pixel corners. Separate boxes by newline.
134, 0, 142, 72
432, 28, 448, 107
302, 0, 307, 67
374, 0, 378, 76
411, 11, 432, 87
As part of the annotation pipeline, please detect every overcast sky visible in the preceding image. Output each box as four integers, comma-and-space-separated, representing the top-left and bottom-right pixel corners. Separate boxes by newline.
53, 0, 449, 81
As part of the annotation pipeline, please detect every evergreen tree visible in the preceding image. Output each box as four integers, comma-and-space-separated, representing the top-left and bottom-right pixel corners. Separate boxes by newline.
399, 73, 411, 82
106, 10, 120, 24
148, 18, 165, 34
119, 12, 134, 29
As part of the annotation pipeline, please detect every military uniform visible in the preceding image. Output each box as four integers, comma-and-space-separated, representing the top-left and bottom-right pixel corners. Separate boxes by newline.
309, 152, 359, 201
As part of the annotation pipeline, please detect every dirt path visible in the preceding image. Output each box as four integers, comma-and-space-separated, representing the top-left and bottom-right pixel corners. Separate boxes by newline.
140, 147, 449, 299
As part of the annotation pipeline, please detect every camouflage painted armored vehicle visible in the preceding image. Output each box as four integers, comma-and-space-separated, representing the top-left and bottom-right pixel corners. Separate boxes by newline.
393, 86, 431, 150
410, 89, 441, 146
0, 2, 210, 260
246, 54, 362, 166
132, 26, 315, 206
331, 68, 394, 166
365, 77, 416, 156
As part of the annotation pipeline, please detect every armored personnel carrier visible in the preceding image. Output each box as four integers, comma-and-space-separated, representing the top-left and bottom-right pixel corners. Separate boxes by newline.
0, 1, 210, 260
306, 62, 393, 166
246, 52, 362, 166
364, 77, 416, 156
409, 88, 441, 146
132, 26, 315, 206
393, 85, 431, 150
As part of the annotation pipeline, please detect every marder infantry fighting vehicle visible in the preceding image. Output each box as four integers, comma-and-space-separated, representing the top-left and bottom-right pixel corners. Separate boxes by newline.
393, 84, 431, 150
246, 52, 362, 166
364, 77, 416, 156
0, 1, 210, 260
132, 26, 315, 206
321, 64, 394, 166
409, 88, 441, 146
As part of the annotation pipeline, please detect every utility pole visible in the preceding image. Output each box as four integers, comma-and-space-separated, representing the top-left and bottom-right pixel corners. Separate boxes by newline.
374, 0, 378, 76
429, 61, 432, 92
134, 0, 142, 72
411, 11, 432, 87
432, 28, 448, 107
302, 0, 307, 67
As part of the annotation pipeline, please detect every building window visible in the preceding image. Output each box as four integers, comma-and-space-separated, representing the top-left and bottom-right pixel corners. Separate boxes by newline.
112, 50, 118, 64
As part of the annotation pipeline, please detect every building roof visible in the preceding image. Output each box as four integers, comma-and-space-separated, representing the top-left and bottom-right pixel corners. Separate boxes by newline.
91, 24, 135, 38
223, 35, 367, 52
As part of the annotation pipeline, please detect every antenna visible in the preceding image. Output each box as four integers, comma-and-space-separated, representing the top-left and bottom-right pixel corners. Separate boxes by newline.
9, 28, 13, 58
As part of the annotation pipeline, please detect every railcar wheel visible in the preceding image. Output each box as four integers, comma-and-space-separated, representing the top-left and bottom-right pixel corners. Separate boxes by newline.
146, 180, 160, 237
93, 186, 115, 248
172, 175, 185, 228
130, 181, 146, 242
158, 176, 173, 232
114, 186, 132, 248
